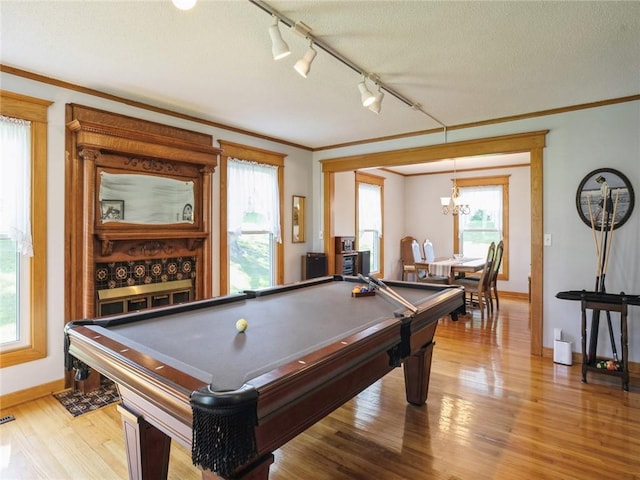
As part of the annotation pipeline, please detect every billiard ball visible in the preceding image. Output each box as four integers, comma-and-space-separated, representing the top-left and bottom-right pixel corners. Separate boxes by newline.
236, 318, 248, 332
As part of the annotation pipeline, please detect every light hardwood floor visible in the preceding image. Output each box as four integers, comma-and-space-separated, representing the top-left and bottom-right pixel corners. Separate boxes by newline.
1, 298, 638, 479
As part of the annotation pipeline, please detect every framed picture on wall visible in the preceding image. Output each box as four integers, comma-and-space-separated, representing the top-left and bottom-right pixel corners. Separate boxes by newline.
576, 168, 634, 230
101, 199, 124, 221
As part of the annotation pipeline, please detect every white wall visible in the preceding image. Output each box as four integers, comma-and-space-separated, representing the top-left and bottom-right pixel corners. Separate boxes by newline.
333, 172, 356, 236
315, 100, 640, 362
0, 72, 315, 396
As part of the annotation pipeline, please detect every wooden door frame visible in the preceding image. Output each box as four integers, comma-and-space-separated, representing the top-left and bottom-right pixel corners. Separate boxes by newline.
321, 130, 547, 355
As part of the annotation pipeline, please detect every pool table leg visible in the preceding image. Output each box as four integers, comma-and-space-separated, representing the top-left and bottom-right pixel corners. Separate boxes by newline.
201, 454, 274, 480
118, 404, 171, 480
402, 342, 435, 406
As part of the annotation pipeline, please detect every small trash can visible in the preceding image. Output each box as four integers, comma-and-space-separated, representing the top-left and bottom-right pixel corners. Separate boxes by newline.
553, 340, 573, 365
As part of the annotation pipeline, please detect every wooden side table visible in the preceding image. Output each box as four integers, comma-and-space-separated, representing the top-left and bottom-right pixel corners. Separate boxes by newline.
556, 290, 639, 392
580, 294, 629, 391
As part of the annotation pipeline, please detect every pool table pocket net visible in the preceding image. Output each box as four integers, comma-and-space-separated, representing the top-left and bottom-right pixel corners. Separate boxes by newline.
191, 385, 259, 477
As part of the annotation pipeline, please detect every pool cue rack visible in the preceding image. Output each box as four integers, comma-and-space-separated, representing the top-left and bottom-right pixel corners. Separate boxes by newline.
557, 290, 640, 391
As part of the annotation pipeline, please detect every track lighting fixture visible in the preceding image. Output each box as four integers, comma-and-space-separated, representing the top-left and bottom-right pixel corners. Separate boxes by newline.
368, 85, 384, 114
250, 0, 447, 126
294, 42, 317, 78
269, 18, 291, 60
358, 79, 376, 107
172, 0, 196, 10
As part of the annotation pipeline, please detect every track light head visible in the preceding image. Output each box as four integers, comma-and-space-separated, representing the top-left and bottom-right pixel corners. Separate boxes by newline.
358, 81, 376, 107
172, 0, 196, 10
368, 86, 384, 114
294, 43, 317, 78
269, 19, 291, 60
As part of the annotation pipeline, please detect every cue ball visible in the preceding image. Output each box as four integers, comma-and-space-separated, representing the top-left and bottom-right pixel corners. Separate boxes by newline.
236, 318, 248, 332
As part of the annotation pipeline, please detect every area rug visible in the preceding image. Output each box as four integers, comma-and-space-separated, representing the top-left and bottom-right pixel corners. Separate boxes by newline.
53, 378, 120, 417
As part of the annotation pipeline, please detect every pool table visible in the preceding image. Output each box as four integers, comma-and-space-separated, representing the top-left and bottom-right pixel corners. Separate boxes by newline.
65, 276, 464, 480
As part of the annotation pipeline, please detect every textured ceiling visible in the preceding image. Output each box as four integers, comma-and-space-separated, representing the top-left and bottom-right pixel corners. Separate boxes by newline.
1, 1, 639, 150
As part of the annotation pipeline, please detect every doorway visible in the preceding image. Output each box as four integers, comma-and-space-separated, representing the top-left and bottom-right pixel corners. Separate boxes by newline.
320, 130, 547, 356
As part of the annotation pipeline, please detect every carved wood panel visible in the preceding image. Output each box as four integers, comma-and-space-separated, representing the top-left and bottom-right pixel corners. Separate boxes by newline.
65, 104, 220, 321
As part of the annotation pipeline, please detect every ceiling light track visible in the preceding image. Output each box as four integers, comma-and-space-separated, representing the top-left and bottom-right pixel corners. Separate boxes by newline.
248, 0, 446, 127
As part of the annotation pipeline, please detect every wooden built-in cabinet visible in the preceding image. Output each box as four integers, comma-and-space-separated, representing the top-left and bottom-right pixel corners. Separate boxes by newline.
334, 236, 357, 275
64, 104, 220, 327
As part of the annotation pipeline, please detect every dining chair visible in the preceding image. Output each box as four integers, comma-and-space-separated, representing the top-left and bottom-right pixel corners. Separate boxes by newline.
415, 239, 449, 284
489, 240, 505, 312
411, 240, 431, 281
454, 242, 495, 318
400, 236, 418, 281
464, 240, 497, 282
423, 239, 436, 263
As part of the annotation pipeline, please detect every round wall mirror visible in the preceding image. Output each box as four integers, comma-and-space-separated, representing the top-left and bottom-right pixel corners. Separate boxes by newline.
576, 168, 635, 230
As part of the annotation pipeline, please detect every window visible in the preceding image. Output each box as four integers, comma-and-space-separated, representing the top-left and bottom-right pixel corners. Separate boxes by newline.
219, 141, 284, 295
0, 115, 31, 348
227, 159, 280, 293
454, 175, 509, 280
0, 91, 50, 367
356, 172, 384, 276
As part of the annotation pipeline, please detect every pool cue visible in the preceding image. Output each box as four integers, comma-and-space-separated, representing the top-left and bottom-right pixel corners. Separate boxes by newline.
361, 278, 406, 310
592, 194, 607, 293
586, 194, 601, 275
587, 194, 608, 364
603, 189, 619, 278
601, 189, 620, 362
357, 274, 406, 308
359, 274, 418, 313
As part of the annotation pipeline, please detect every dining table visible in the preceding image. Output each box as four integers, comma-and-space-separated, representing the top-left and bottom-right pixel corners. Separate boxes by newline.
427, 257, 486, 284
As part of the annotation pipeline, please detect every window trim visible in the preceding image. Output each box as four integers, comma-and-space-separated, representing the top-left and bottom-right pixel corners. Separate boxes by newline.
355, 171, 384, 277
453, 175, 509, 280
219, 140, 285, 295
0, 91, 51, 367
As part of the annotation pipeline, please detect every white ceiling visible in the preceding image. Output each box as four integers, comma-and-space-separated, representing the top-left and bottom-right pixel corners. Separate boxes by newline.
1, 0, 639, 154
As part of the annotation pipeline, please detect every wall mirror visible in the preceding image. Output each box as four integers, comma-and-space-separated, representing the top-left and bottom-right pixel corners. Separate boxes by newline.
576, 168, 635, 230
292, 195, 306, 243
99, 172, 195, 225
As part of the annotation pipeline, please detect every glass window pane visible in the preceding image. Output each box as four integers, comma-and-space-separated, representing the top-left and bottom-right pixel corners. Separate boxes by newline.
0, 238, 19, 344
358, 230, 379, 273
357, 181, 382, 274
229, 232, 274, 293
459, 185, 503, 258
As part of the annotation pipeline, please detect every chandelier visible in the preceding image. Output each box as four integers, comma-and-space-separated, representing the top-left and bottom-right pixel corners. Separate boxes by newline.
441, 178, 470, 215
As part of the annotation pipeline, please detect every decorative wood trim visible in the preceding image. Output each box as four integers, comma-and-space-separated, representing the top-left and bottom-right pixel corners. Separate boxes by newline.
219, 155, 229, 295
218, 141, 286, 294
323, 172, 336, 275
530, 146, 544, 356
322, 130, 547, 356
218, 140, 286, 167
498, 291, 528, 301
65, 104, 217, 322
321, 130, 548, 172
0, 91, 50, 368
0, 379, 66, 409
392, 162, 531, 178
0, 90, 51, 121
